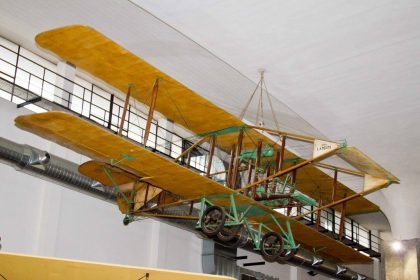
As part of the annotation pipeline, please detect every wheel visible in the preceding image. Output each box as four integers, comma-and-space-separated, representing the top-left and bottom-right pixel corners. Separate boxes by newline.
201, 206, 226, 236
236, 226, 249, 248
218, 225, 249, 248
277, 248, 297, 262
260, 232, 284, 262
217, 224, 242, 242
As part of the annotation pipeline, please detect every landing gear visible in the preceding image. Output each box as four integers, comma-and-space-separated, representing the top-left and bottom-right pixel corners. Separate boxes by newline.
217, 224, 242, 242
261, 232, 284, 262
217, 225, 249, 248
197, 194, 298, 262
201, 205, 226, 236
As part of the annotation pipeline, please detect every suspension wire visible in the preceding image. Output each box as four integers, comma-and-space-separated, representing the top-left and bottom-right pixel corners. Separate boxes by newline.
160, 79, 192, 131
131, 82, 155, 136
262, 78, 280, 131
258, 71, 264, 126
239, 79, 261, 120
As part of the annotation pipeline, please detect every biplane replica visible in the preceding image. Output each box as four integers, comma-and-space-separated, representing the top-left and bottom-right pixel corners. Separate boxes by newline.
15, 25, 398, 265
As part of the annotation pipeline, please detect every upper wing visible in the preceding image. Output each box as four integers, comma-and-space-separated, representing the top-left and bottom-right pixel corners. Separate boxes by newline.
15, 111, 371, 264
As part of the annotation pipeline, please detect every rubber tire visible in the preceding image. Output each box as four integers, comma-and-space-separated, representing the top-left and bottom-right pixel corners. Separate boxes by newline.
260, 232, 284, 262
218, 226, 249, 248
201, 206, 226, 237
217, 224, 242, 242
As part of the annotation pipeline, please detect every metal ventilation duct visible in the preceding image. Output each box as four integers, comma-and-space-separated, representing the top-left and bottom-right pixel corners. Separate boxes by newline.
0, 137, 115, 202
0, 137, 372, 279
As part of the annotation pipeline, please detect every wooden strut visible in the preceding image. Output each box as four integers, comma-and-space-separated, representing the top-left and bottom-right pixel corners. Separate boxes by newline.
279, 136, 286, 171
332, 169, 338, 202
135, 198, 197, 214
315, 199, 322, 231
338, 198, 347, 240
247, 125, 324, 143
143, 79, 159, 145
294, 180, 390, 220
236, 146, 339, 194
118, 84, 134, 136
287, 162, 298, 217
231, 129, 244, 189
206, 135, 216, 177
227, 144, 236, 188
252, 140, 263, 197
245, 159, 253, 196
174, 136, 208, 162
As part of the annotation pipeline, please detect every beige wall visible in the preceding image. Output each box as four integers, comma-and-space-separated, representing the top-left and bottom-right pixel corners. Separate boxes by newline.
383, 239, 419, 280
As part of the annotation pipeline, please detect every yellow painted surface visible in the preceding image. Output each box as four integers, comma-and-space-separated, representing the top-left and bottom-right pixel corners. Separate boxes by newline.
33, 25, 386, 215
0, 252, 235, 280
339, 147, 399, 182
15, 112, 372, 264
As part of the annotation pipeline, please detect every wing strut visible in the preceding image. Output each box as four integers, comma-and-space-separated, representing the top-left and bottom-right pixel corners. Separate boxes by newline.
144, 79, 159, 145
118, 84, 134, 136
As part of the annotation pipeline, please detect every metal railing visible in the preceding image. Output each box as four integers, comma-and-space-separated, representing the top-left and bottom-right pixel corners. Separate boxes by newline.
0, 39, 210, 173
298, 205, 380, 254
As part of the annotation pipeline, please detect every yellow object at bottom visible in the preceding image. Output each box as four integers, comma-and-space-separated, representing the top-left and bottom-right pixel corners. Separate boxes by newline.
0, 252, 235, 280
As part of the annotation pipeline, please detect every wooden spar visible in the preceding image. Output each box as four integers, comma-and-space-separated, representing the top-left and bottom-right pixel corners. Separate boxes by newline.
332, 169, 338, 202
294, 180, 390, 220
227, 144, 237, 188
279, 136, 286, 171
236, 146, 339, 194
231, 129, 244, 189
206, 135, 216, 176
338, 199, 347, 240
143, 79, 159, 145
118, 84, 133, 136
174, 136, 208, 162
314, 162, 364, 177
247, 125, 322, 143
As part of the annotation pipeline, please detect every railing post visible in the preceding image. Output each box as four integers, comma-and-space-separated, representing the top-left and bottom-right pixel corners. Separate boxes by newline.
11, 45, 21, 101
369, 230, 372, 249
108, 94, 114, 129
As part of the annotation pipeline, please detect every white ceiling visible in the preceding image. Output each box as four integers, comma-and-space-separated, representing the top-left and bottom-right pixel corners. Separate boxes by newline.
0, 0, 419, 239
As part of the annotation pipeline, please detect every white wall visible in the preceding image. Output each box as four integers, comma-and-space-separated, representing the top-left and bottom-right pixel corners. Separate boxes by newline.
0, 98, 203, 272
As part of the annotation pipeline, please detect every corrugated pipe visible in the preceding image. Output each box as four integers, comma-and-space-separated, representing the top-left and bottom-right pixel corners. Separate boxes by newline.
0, 137, 115, 202
0, 137, 372, 280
